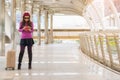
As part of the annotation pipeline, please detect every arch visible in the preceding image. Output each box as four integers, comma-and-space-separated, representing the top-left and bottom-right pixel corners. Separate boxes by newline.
83, 11, 96, 31
83, 16, 93, 30
107, 0, 120, 28
90, 3, 104, 30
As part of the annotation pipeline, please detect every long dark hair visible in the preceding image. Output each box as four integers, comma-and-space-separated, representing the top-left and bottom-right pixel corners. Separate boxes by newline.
20, 17, 32, 29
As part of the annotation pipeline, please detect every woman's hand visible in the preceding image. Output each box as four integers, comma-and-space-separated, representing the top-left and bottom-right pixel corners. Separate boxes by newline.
27, 26, 31, 29
23, 26, 31, 31
28, 28, 31, 32
27, 26, 31, 32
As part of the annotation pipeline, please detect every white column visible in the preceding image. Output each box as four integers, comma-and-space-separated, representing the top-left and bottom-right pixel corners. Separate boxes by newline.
0, 0, 5, 56
38, 9, 41, 45
31, 3, 33, 21
11, 0, 16, 49
21, 0, 25, 15
49, 14, 54, 43
44, 10, 49, 44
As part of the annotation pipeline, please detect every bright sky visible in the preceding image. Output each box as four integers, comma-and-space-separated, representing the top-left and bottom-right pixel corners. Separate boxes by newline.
53, 15, 87, 28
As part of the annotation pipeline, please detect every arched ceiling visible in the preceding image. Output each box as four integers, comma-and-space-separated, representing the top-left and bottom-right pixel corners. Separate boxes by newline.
20, 0, 93, 15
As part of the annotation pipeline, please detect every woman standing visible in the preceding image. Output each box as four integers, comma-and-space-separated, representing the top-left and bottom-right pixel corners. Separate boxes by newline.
18, 12, 34, 70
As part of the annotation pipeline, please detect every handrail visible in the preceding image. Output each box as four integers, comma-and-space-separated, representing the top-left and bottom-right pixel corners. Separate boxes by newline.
79, 30, 120, 72
33, 29, 90, 40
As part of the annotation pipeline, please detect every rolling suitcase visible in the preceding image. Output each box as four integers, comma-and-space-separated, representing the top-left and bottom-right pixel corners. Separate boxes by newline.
5, 50, 16, 70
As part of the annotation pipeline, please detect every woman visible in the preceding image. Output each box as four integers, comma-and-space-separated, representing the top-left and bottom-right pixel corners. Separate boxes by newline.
18, 12, 34, 70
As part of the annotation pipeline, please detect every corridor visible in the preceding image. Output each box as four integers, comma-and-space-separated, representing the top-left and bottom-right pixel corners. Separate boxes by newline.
0, 42, 120, 80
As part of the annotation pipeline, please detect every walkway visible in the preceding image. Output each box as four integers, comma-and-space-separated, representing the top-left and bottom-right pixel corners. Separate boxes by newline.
0, 42, 120, 80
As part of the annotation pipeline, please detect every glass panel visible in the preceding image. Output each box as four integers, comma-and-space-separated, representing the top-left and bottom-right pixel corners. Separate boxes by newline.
112, 0, 120, 12
103, 37, 110, 60
107, 36, 119, 64
104, 0, 113, 16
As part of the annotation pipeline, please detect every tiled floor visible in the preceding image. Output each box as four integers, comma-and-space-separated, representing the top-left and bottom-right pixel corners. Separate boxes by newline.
0, 42, 120, 80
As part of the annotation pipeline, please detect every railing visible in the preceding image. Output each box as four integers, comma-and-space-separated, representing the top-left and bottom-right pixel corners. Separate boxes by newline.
33, 29, 90, 40
79, 30, 120, 72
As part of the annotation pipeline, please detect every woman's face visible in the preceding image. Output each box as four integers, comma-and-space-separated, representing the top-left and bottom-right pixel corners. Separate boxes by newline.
24, 16, 30, 22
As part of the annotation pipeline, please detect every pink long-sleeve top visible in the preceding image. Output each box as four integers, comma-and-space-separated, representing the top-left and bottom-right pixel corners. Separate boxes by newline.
18, 22, 34, 39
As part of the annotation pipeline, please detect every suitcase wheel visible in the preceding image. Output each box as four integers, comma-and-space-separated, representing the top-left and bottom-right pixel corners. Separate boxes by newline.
5, 67, 15, 70
12, 68, 15, 70
5, 68, 7, 70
